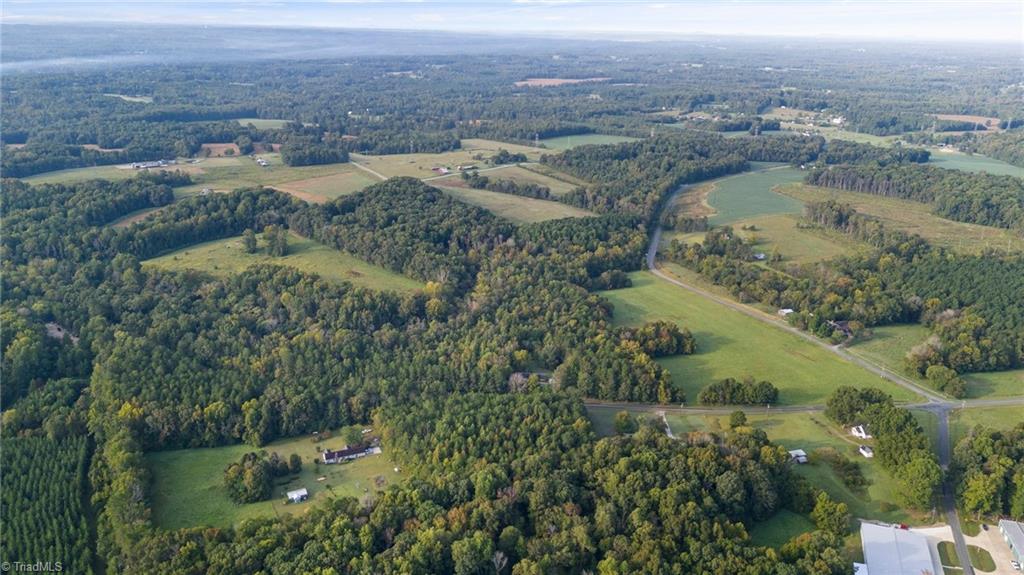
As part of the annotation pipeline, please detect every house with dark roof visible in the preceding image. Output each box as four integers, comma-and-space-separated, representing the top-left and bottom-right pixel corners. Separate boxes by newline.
321, 444, 382, 464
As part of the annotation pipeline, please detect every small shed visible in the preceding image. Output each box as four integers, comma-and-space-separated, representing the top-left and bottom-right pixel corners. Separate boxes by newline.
286, 487, 309, 503
858, 445, 874, 458
788, 449, 808, 464
851, 425, 872, 439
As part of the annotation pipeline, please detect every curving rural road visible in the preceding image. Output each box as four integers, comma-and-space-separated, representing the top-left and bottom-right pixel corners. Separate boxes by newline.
638, 178, 1024, 574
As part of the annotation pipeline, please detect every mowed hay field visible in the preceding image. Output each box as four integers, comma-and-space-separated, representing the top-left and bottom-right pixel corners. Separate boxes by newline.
23, 164, 137, 185
848, 324, 1024, 400
663, 411, 925, 524
147, 427, 402, 529
143, 233, 423, 292
705, 166, 805, 225
272, 169, 379, 203
431, 164, 581, 196
778, 183, 1024, 254
666, 166, 855, 264
24, 154, 376, 204
350, 139, 545, 179
235, 118, 291, 129
539, 133, 640, 150
436, 186, 594, 224
601, 271, 920, 405
927, 150, 1024, 178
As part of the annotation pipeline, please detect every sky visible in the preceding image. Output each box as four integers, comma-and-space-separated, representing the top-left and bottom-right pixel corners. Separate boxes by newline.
2, 1, 1022, 43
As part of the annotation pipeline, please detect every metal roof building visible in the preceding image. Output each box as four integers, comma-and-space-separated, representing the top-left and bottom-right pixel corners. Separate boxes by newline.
1000, 519, 1024, 564
860, 522, 938, 575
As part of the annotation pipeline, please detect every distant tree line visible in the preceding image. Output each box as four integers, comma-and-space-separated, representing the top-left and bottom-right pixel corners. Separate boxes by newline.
806, 163, 1024, 230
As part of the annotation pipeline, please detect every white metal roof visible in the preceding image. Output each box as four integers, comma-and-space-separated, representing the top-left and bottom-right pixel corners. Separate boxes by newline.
287, 488, 308, 499
1001, 520, 1024, 553
860, 522, 936, 575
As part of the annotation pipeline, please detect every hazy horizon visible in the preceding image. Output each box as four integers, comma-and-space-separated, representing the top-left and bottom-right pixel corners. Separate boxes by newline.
3, 0, 1022, 44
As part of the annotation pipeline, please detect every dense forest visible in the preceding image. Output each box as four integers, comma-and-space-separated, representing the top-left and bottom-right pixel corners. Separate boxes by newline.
0, 435, 93, 573
953, 423, 1024, 520
0, 155, 855, 572
2, 29, 1023, 574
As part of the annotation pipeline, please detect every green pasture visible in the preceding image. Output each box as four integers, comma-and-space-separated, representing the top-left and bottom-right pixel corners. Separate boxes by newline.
147, 426, 402, 530
600, 271, 921, 406
437, 185, 593, 224
706, 167, 805, 225
539, 134, 639, 150
143, 233, 423, 292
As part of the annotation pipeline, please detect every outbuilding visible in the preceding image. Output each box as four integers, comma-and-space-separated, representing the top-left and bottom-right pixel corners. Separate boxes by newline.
788, 449, 808, 464
1000, 519, 1024, 564
851, 425, 872, 439
286, 488, 309, 503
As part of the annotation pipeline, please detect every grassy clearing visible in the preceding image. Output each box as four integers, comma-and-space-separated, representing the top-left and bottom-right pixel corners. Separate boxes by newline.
706, 167, 806, 225
968, 545, 996, 572
171, 154, 377, 200
731, 213, 857, 264
432, 164, 580, 196
143, 233, 423, 292
749, 510, 815, 548
778, 183, 1024, 254
518, 163, 592, 188
235, 118, 290, 129
147, 427, 402, 529
849, 324, 1024, 400
962, 370, 1024, 401
939, 541, 961, 567
962, 519, 982, 537
847, 324, 930, 374
539, 134, 640, 150
585, 405, 662, 437
351, 139, 545, 179
928, 151, 1024, 178
601, 271, 920, 405
104, 93, 153, 103
436, 186, 593, 224
949, 407, 1024, 444
23, 154, 376, 205
272, 169, 378, 203
664, 410, 922, 524
109, 206, 168, 228
665, 212, 857, 265
23, 164, 136, 185
779, 123, 900, 147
